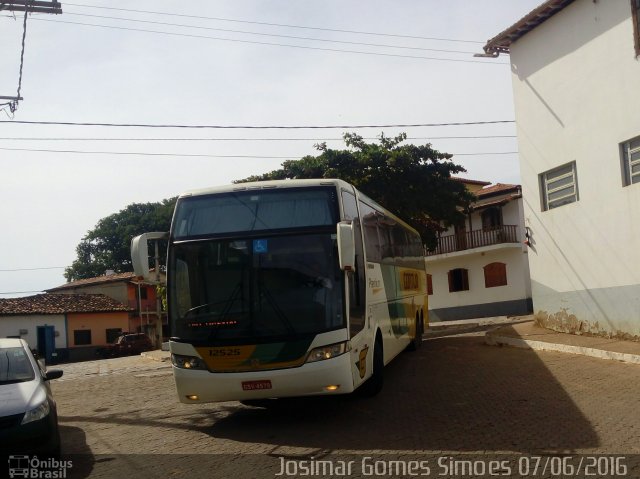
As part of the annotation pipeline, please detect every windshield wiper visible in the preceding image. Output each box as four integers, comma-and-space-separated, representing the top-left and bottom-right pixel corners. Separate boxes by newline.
183, 303, 214, 318
208, 281, 245, 341
257, 278, 296, 336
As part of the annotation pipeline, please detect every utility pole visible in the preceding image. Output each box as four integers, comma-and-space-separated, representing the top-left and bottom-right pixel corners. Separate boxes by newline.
0, 1, 62, 109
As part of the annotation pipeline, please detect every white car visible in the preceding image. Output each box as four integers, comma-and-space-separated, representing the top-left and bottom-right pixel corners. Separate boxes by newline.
0, 338, 63, 456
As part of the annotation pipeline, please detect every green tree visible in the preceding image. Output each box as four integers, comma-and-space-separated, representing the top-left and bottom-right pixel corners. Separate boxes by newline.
65, 198, 177, 281
237, 133, 474, 249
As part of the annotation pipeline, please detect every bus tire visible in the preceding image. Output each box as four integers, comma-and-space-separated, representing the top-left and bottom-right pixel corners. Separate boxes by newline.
360, 336, 383, 397
407, 312, 423, 351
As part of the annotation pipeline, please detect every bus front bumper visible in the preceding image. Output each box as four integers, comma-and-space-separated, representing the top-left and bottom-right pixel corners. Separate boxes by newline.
173, 353, 355, 404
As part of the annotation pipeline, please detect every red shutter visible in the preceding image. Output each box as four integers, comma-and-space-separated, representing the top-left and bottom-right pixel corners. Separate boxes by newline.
484, 262, 507, 288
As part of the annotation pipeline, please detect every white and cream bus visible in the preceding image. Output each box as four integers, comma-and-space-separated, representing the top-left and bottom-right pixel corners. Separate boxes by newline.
132, 179, 427, 403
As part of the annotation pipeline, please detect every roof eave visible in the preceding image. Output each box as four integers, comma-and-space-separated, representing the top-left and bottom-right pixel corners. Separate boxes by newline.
483, 0, 576, 56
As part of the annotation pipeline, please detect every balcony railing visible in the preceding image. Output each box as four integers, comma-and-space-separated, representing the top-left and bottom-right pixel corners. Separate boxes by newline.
426, 224, 519, 256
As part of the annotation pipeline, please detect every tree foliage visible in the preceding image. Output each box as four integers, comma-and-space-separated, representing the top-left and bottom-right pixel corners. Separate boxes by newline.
237, 133, 474, 249
65, 198, 177, 281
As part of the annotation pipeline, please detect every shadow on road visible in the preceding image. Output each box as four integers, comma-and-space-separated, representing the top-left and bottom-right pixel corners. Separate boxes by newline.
205, 336, 599, 453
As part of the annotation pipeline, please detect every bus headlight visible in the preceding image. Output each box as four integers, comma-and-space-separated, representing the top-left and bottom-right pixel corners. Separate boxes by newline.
306, 341, 350, 363
172, 354, 208, 370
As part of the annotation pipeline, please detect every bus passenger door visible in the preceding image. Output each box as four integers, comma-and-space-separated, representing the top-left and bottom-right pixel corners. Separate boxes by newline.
341, 190, 371, 389
347, 215, 369, 388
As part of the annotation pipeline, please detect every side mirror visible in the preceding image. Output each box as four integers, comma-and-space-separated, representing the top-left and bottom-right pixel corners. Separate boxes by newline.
131, 232, 169, 281
337, 222, 355, 271
45, 370, 63, 381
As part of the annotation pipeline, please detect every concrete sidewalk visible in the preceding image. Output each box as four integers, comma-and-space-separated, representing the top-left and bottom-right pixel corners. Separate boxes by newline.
141, 349, 171, 362
485, 319, 640, 365
140, 317, 640, 366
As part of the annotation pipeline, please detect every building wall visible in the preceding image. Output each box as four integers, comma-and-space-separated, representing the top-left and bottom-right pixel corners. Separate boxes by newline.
58, 282, 129, 305
510, 0, 640, 336
66, 312, 130, 347
427, 246, 531, 321
0, 315, 66, 349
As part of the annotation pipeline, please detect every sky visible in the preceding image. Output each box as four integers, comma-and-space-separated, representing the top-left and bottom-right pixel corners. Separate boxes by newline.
0, 0, 542, 297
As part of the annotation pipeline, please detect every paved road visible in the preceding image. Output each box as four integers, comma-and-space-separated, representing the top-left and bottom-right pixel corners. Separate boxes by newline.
48, 333, 640, 478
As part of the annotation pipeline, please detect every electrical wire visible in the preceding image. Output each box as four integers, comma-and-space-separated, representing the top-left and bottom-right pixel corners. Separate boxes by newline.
0, 147, 298, 158
0, 146, 518, 157
0, 266, 65, 272
62, 2, 485, 44
0, 135, 518, 141
17, 17, 504, 64
0, 5, 29, 114
61, 12, 480, 55
13, 5, 28, 113
0, 119, 515, 129
0, 290, 45, 295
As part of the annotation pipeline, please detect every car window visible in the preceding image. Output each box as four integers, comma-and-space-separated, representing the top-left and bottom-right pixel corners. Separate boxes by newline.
0, 347, 36, 384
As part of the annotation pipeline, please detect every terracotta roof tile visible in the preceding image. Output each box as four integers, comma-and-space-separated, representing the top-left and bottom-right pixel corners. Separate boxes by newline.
0, 293, 132, 316
47, 272, 137, 292
476, 183, 521, 197
451, 177, 492, 186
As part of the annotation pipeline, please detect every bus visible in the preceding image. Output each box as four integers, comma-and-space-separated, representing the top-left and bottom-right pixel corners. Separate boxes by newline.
131, 179, 428, 403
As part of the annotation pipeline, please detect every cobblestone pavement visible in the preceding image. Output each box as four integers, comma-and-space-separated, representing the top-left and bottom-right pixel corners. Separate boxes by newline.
48, 333, 640, 478
53, 355, 172, 382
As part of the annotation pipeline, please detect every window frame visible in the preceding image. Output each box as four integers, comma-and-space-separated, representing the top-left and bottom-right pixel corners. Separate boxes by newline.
540, 161, 579, 211
481, 207, 503, 231
426, 274, 433, 296
621, 135, 640, 186
74, 329, 92, 346
447, 268, 469, 293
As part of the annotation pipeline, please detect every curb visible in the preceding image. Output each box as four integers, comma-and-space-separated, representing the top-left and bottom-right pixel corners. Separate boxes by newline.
140, 351, 171, 363
485, 333, 640, 365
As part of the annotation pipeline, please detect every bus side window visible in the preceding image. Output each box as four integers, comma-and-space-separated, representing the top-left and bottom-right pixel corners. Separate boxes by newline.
341, 191, 366, 337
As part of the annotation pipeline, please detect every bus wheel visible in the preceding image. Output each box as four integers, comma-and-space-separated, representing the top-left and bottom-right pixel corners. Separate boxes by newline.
360, 336, 383, 397
407, 313, 423, 351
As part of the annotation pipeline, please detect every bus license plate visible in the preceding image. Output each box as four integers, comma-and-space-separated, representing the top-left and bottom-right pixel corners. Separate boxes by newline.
242, 380, 272, 391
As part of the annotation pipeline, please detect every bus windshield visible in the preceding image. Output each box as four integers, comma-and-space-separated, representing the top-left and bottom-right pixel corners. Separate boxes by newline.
172, 187, 338, 239
169, 233, 344, 343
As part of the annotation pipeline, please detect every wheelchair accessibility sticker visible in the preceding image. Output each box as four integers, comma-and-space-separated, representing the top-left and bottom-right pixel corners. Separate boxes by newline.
253, 239, 268, 254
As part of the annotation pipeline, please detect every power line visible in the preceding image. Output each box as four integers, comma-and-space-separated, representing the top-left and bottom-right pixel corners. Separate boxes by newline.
0, 147, 297, 158
63, 2, 485, 45
0, 146, 518, 157
0, 290, 45, 295
61, 12, 479, 56
0, 119, 515, 129
0, 266, 65, 272
0, 135, 518, 141
15, 17, 504, 64
453, 151, 517, 156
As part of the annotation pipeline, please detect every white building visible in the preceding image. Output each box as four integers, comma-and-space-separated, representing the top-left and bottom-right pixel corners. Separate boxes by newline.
426, 179, 532, 321
483, 0, 640, 337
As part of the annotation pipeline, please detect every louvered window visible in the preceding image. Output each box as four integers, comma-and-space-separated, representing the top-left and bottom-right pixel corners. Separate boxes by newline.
540, 162, 579, 211
621, 135, 640, 186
